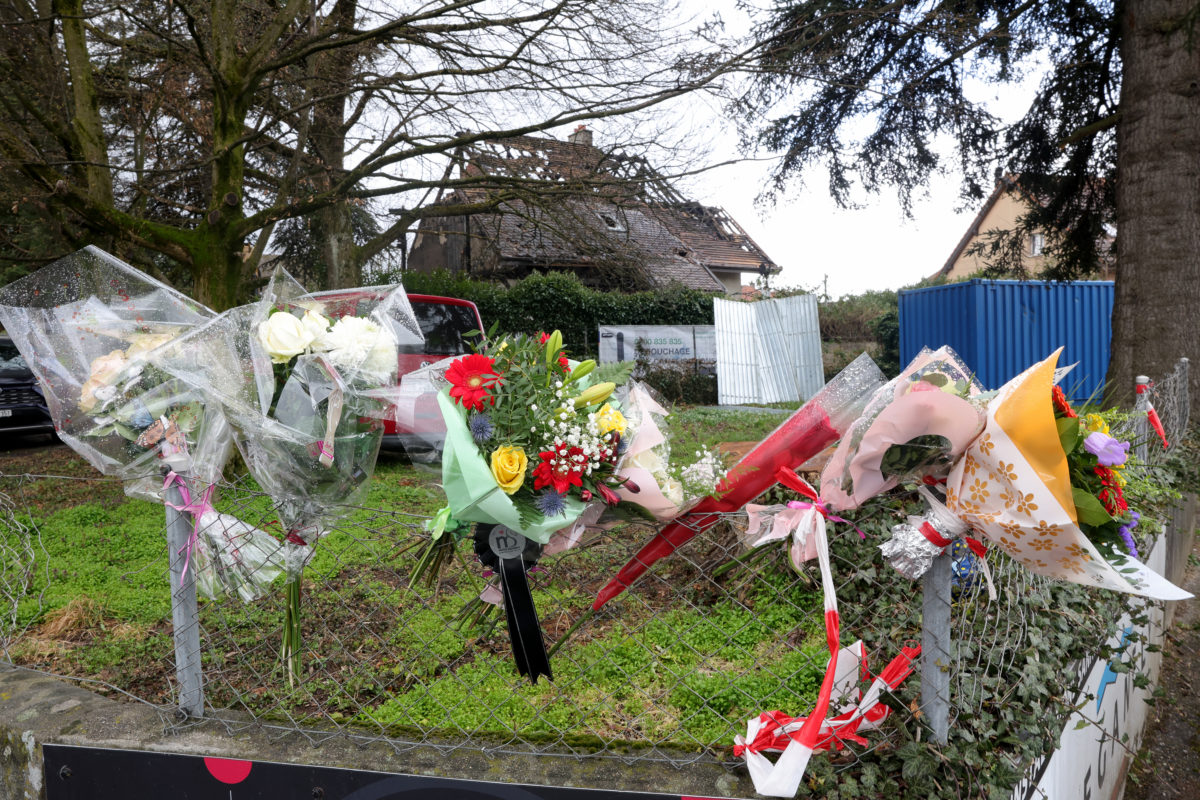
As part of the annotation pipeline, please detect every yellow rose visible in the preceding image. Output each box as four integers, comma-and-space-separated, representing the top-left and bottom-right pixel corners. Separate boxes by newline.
595, 403, 627, 436
490, 444, 528, 494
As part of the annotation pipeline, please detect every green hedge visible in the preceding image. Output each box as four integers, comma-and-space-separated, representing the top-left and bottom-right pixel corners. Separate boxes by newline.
394, 270, 718, 358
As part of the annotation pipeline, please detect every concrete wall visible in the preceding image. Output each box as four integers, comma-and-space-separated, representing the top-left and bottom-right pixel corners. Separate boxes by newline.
0, 666, 753, 800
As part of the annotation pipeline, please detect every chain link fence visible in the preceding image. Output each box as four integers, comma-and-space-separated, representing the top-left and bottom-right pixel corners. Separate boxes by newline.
0, 361, 1193, 797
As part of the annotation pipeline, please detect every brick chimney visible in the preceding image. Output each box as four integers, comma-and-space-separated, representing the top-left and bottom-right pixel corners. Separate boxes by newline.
567, 124, 593, 147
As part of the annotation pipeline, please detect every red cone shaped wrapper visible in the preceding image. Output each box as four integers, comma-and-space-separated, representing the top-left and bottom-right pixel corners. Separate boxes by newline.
592, 354, 885, 610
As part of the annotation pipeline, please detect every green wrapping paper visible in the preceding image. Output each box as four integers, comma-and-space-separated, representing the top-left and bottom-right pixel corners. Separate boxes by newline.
436, 389, 586, 544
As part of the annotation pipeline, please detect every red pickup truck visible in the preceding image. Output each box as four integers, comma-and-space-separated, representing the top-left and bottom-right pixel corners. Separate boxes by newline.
309, 288, 483, 452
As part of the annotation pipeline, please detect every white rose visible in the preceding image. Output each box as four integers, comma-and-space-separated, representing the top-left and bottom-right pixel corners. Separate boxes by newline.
626, 448, 665, 475
257, 312, 316, 364
321, 315, 385, 372
661, 476, 684, 508
301, 309, 331, 343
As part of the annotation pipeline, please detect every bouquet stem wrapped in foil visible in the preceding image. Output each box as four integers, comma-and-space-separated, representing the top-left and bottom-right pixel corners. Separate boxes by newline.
879, 486, 967, 580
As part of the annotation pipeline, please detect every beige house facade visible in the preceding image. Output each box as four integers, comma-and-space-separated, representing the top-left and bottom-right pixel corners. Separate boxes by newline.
933, 175, 1116, 282
934, 176, 1052, 281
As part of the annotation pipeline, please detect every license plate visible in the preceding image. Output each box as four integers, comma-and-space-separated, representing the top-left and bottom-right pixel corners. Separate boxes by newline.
0, 409, 11, 417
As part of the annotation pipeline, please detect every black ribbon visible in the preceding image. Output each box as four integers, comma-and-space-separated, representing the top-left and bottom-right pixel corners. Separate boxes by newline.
473, 524, 552, 684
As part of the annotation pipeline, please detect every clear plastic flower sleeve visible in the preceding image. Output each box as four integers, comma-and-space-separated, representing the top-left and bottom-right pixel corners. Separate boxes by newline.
152, 266, 424, 578
0, 246, 216, 494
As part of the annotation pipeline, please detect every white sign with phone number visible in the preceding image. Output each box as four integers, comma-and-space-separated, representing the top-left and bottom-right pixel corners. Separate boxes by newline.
597, 326, 715, 363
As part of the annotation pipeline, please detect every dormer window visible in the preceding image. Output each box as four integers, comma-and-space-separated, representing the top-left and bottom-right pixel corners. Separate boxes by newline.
596, 212, 625, 232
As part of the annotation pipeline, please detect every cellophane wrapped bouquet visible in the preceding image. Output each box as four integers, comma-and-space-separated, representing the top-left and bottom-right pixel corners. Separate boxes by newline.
590, 352, 887, 613
153, 267, 424, 681
611, 381, 727, 522
0, 247, 282, 601
820, 346, 987, 512
0, 246, 214, 495
814, 346, 990, 580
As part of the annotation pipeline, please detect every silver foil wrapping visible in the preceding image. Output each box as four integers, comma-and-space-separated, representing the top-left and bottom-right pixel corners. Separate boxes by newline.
880, 485, 968, 580
880, 519, 950, 580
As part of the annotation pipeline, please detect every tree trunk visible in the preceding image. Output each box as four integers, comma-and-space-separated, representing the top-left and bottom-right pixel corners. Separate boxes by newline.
1110, 0, 1200, 419
53, 0, 112, 205
316, 0, 359, 290
321, 206, 357, 289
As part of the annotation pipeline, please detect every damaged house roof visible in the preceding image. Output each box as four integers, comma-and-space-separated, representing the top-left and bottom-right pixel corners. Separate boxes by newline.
407, 130, 780, 293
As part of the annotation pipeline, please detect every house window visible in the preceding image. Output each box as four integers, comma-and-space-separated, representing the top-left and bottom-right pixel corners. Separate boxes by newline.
1030, 232, 1045, 257
596, 212, 626, 232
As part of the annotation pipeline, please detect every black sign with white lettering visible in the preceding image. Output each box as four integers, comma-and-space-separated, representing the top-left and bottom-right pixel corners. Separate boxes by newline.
43, 745, 731, 800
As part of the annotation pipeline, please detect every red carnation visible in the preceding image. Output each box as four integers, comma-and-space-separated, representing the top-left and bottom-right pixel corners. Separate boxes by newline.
446, 354, 501, 412
557, 353, 570, 370
533, 441, 586, 494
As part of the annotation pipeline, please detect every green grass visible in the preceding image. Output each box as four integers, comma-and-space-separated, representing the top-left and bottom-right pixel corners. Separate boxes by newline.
665, 406, 794, 460
1, 404, 836, 751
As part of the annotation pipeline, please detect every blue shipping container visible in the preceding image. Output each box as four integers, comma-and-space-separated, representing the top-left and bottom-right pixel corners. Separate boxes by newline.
898, 280, 1114, 401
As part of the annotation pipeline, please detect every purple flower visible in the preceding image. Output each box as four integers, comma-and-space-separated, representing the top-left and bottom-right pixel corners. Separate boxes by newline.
1118, 511, 1141, 558
536, 489, 566, 518
1084, 432, 1130, 467
468, 413, 494, 444
1118, 526, 1139, 558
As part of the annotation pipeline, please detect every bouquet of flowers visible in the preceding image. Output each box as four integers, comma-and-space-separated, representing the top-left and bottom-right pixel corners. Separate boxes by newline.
940, 350, 1190, 599
819, 346, 987, 512
419, 329, 638, 681
0, 247, 283, 602
591, 352, 887, 612
612, 382, 727, 521
0, 247, 214, 496
153, 267, 424, 681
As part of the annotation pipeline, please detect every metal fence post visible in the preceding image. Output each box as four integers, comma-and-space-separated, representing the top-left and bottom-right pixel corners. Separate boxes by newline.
1133, 375, 1151, 464
165, 481, 204, 718
921, 551, 952, 744
1180, 358, 1190, 432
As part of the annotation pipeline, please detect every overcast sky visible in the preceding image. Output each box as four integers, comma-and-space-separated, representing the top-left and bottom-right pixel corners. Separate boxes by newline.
661, 1, 1044, 299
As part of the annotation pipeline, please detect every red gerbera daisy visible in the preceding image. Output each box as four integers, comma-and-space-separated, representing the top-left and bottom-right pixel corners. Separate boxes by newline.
1051, 385, 1076, 418
446, 354, 501, 411
532, 441, 586, 494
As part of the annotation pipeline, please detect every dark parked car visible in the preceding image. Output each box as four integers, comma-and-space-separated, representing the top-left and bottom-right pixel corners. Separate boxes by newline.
0, 335, 56, 439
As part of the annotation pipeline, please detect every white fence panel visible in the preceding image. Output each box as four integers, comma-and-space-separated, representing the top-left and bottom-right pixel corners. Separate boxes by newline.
714, 295, 823, 405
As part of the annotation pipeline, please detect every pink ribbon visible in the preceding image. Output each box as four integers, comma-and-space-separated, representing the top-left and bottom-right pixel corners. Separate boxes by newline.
775, 467, 865, 540
163, 471, 217, 586
784, 499, 866, 541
